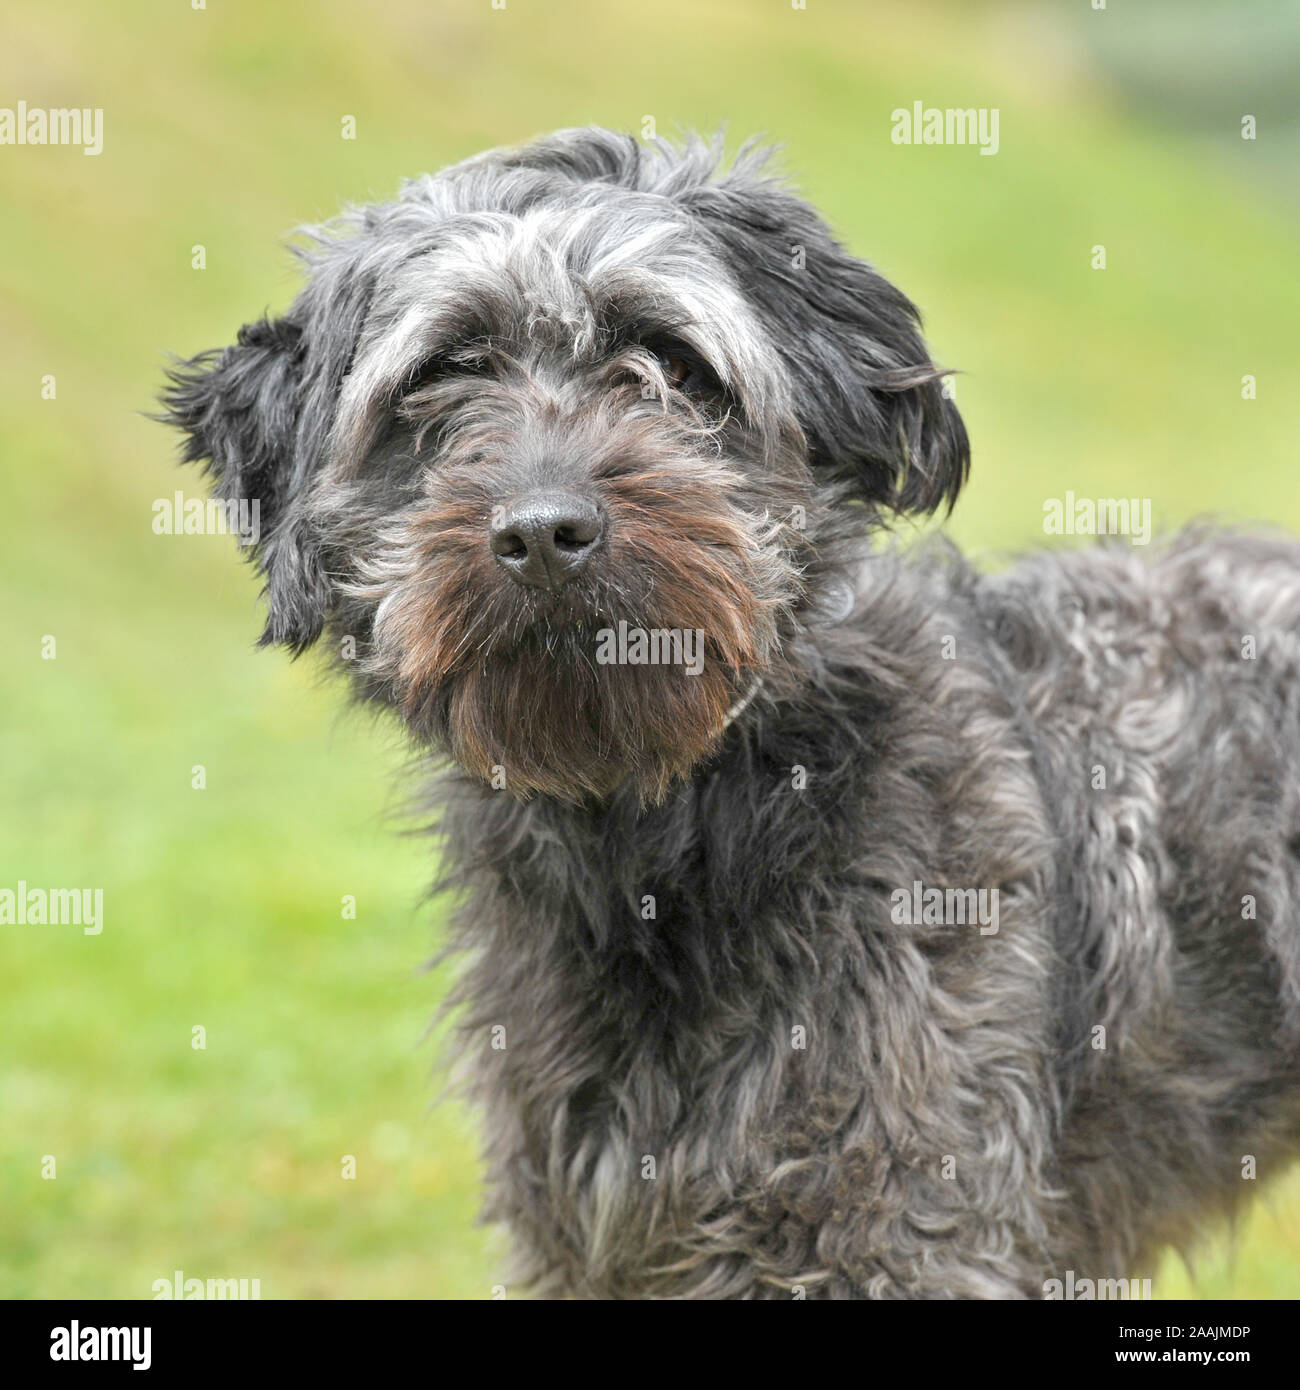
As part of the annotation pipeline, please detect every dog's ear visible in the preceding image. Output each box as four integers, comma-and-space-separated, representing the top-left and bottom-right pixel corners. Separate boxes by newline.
682, 159, 970, 516
160, 258, 371, 652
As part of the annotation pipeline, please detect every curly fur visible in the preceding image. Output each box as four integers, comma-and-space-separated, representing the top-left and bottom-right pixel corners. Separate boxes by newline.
160, 127, 1300, 1298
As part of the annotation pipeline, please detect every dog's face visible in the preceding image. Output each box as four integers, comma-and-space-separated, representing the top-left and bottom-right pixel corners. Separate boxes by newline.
163, 128, 967, 804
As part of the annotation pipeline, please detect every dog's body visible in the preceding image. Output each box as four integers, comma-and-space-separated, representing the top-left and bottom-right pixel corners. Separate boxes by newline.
163, 128, 1300, 1298
441, 531, 1300, 1298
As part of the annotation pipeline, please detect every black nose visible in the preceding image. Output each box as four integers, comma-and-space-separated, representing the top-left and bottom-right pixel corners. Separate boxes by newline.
490, 493, 604, 590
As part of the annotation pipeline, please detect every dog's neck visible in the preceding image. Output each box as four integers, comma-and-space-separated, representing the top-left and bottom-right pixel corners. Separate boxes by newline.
717, 569, 860, 737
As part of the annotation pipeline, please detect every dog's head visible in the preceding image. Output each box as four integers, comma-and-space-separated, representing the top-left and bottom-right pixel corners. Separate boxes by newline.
162, 128, 967, 804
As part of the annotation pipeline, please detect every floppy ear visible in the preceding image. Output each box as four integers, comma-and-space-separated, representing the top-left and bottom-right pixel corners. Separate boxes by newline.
159, 255, 372, 652
682, 160, 970, 516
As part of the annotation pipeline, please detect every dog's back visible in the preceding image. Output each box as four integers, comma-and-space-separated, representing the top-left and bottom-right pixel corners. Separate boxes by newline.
971, 529, 1300, 1277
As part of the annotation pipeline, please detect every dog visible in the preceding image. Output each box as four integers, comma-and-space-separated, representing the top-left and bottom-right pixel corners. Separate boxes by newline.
161, 128, 1300, 1299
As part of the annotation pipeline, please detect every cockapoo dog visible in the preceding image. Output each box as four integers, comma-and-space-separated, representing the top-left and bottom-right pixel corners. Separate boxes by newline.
162, 128, 1300, 1298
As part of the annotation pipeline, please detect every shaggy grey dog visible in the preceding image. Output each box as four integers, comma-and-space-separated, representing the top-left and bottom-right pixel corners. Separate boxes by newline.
162, 128, 1300, 1299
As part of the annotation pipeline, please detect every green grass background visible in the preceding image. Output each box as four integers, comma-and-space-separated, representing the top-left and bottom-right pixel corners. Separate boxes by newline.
2, 0, 1298, 1298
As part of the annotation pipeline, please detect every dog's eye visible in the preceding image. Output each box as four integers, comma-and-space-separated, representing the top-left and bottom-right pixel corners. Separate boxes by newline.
659, 352, 692, 387
646, 344, 711, 392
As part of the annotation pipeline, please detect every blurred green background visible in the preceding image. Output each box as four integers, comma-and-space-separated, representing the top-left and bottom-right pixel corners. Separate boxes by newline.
2, 0, 1298, 1299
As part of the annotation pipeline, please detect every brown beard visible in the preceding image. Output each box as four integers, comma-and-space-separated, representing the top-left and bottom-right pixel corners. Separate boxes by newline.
362, 456, 794, 804
445, 637, 740, 803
